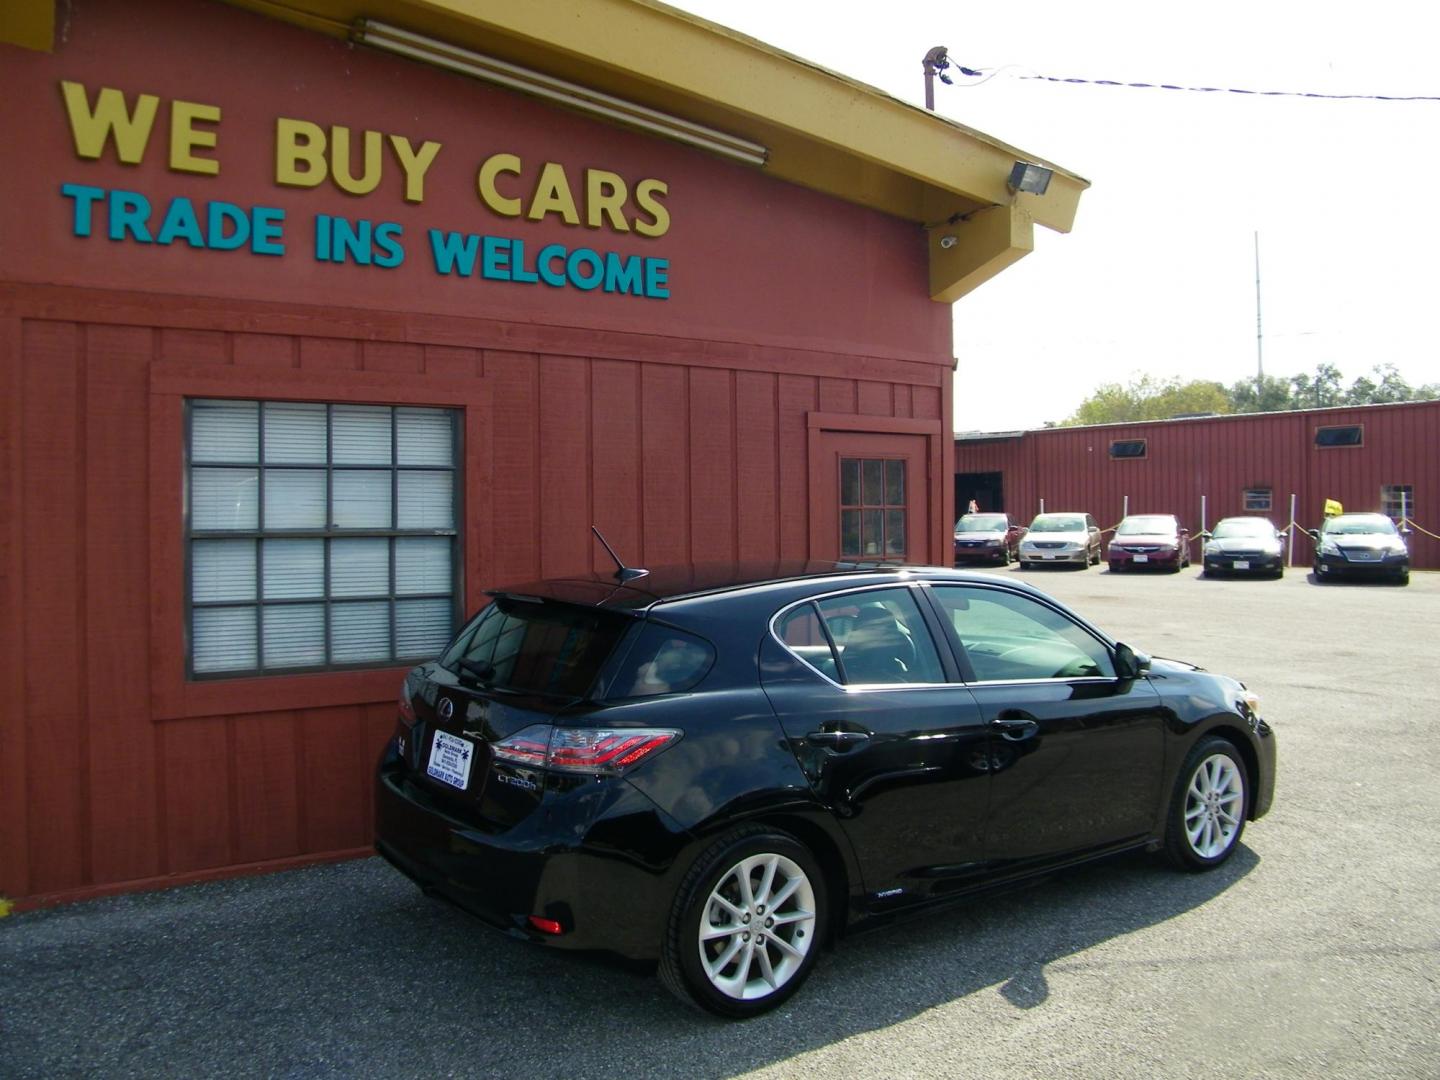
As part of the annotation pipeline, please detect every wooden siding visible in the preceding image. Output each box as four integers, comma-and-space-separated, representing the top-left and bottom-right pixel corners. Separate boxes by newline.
0, 284, 949, 906
956, 403, 1440, 569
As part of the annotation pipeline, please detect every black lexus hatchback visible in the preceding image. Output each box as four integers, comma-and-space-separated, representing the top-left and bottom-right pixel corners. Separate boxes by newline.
376, 562, 1276, 1017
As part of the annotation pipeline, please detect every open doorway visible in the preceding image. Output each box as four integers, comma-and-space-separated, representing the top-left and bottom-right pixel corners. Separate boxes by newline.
955, 471, 1005, 519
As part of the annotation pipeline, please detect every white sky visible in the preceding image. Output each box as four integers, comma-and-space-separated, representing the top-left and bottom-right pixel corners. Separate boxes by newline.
667, 0, 1440, 432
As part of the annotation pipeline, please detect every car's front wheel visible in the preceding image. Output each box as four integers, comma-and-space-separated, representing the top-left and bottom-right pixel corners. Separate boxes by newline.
660, 828, 826, 1017
1163, 736, 1249, 871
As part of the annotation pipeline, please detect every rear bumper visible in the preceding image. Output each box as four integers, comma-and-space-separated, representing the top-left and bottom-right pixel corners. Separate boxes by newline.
374, 741, 683, 959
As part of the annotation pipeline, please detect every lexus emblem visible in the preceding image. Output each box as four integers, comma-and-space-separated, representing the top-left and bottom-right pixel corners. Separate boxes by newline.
438, 698, 454, 720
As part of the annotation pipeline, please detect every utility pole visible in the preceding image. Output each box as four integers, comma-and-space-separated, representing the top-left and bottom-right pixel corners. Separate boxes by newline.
1254, 231, 1264, 393
922, 46, 951, 110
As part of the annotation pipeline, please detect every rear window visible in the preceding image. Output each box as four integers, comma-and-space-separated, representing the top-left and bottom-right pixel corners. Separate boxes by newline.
441, 597, 630, 699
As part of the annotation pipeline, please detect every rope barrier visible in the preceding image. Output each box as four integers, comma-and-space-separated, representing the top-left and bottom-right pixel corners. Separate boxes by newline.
1403, 517, 1440, 542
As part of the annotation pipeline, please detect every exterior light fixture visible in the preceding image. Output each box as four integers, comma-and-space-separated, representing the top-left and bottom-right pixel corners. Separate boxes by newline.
353, 20, 769, 168
1007, 161, 1054, 195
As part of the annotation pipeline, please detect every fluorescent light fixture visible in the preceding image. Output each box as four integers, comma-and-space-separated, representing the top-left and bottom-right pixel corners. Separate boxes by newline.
354, 20, 769, 168
1007, 161, 1053, 195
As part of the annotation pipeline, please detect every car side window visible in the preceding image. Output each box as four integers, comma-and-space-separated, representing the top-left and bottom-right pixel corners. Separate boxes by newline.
604, 622, 715, 699
931, 586, 1115, 682
775, 604, 840, 681
813, 587, 946, 686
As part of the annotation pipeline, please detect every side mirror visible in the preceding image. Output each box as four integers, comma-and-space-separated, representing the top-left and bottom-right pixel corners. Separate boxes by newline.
1114, 642, 1151, 680
1305, 528, 1320, 543
1197, 530, 1211, 540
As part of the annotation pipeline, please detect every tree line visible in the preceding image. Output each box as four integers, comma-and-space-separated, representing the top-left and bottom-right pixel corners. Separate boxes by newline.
1056, 363, 1439, 427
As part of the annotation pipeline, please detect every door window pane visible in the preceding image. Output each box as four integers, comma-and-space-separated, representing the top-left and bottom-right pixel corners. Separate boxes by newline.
815, 587, 944, 685
839, 456, 907, 561
885, 459, 904, 504
775, 604, 839, 682
840, 459, 860, 507
932, 586, 1114, 682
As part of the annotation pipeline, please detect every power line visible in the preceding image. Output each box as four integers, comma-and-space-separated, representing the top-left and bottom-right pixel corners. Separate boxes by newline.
957, 66, 1440, 102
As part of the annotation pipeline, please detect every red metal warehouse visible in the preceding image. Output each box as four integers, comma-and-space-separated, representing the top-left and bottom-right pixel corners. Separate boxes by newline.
955, 399, 1439, 570
0, 0, 1086, 907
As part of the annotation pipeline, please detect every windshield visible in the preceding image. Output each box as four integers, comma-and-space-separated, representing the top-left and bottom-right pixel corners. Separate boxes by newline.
1323, 514, 1398, 536
441, 596, 631, 699
1029, 515, 1086, 533
1213, 518, 1275, 539
1116, 516, 1176, 536
955, 514, 1007, 532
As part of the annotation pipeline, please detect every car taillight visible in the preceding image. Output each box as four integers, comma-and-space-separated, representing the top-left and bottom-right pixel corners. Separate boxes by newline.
397, 680, 417, 727
492, 725, 680, 776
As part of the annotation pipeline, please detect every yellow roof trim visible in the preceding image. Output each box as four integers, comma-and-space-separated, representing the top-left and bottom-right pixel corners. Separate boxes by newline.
0, 0, 53, 51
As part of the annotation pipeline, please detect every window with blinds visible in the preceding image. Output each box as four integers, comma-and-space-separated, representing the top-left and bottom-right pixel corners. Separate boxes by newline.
186, 399, 461, 677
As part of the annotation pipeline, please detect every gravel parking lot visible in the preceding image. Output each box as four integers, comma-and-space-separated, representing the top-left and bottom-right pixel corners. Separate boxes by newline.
3, 566, 1437, 1080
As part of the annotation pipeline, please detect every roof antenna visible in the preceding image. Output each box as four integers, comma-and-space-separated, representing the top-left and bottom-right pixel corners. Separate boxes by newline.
591, 526, 649, 583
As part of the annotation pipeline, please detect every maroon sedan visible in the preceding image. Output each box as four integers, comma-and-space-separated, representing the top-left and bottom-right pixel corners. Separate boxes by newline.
1108, 514, 1191, 573
953, 513, 1027, 566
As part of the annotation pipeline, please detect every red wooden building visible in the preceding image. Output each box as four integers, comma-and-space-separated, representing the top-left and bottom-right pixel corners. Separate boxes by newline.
0, 0, 1086, 906
955, 399, 1440, 569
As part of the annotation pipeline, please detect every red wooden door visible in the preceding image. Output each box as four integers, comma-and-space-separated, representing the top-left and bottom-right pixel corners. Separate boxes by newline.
812, 431, 931, 563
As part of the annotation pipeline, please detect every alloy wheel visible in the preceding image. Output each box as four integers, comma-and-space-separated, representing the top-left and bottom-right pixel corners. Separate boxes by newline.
1183, 753, 1245, 859
697, 852, 817, 1000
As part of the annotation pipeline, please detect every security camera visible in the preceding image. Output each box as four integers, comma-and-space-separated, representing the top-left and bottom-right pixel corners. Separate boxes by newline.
939, 235, 957, 249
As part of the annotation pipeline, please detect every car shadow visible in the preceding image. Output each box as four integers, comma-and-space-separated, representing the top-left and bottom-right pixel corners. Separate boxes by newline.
0, 846, 1259, 1078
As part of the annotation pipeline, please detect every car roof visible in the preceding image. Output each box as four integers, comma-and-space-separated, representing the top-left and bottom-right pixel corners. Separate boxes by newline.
487, 561, 1042, 612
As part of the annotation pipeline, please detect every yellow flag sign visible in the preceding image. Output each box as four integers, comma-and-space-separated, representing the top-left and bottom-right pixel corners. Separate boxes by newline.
1323, 498, 1343, 517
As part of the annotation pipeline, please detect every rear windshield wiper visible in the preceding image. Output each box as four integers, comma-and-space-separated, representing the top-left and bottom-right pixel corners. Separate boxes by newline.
457, 658, 496, 687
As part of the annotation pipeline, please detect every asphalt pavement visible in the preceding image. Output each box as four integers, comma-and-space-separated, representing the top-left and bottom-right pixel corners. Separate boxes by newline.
2, 565, 1437, 1079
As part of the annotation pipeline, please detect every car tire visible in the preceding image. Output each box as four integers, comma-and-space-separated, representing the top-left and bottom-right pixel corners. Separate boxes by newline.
659, 827, 826, 1018
1162, 736, 1249, 872
1019, 560, 1031, 570
1109, 561, 1121, 573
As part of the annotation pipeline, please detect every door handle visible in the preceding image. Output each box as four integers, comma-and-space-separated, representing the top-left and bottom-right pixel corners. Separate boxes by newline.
808, 729, 871, 747
989, 716, 1039, 741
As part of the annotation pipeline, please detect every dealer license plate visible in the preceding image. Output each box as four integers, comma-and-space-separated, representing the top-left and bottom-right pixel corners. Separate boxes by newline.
427, 730, 475, 790
1134, 554, 1149, 563
1234, 560, 1250, 570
